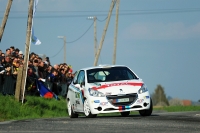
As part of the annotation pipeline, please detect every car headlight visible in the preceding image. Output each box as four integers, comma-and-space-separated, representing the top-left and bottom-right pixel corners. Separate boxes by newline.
88, 88, 105, 97
138, 84, 148, 94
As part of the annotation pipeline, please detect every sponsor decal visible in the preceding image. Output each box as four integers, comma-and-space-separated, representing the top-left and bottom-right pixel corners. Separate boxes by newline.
70, 84, 84, 103
92, 82, 143, 90
118, 89, 125, 95
76, 100, 80, 104
100, 102, 109, 106
118, 106, 130, 111
105, 92, 112, 95
136, 99, 144, 104
91, 100, 100, 103
75, 92, 80, 98
144, 96, 150, 99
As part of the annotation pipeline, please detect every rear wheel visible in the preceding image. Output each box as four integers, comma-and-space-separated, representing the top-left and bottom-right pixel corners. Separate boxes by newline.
139, 99, 153, 116
67, 100, 78, 118
120, 111, 130, 117
84, 99, 97, 118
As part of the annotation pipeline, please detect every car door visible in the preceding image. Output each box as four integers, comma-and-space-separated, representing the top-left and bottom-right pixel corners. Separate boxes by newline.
73, 70, 85, 112
67, 70, 79, 111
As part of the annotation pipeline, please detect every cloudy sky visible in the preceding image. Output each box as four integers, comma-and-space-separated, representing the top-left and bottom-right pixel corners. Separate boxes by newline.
0, 0, 200, 101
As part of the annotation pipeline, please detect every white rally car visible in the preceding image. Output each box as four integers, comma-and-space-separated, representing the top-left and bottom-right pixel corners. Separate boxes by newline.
66, 64, 152, 118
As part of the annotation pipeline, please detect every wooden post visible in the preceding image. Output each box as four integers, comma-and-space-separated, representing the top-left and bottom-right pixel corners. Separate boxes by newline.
93, 0, 116, 66
20, 0, 34, 104
94, 16, 97, 58
15, 67, 23, 101
0, 0, 13, 42
112, 0, 120, 65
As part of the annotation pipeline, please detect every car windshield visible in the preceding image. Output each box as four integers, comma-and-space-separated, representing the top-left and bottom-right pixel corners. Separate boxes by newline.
87, 66, 139, 83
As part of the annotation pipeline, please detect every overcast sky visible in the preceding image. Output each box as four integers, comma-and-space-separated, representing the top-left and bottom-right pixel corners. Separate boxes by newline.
0, 0, 200, 101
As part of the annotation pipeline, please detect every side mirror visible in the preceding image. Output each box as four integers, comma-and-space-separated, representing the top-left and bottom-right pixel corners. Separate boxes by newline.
138, 78, 142, 81
80, 82, 85, 87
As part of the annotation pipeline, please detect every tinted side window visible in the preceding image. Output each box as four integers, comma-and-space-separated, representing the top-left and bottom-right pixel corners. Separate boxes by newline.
73, 71, 79, 84
77, 70, 85, 84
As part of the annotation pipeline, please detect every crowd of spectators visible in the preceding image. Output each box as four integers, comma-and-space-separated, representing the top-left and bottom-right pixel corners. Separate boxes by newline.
0, 46, 75, 99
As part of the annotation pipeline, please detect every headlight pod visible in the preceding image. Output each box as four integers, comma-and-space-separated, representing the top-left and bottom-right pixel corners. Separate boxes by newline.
138, 84, 148, 94
88, 88, 105, 97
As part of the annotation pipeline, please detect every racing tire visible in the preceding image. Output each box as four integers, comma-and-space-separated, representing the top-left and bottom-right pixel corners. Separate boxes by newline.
84, 99, 97, 118
120, 111, 130, 117
139, 99, 153, 116
67, 100, 78, 118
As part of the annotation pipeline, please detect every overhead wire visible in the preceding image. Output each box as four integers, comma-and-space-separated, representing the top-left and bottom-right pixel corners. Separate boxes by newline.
67, 21, 94, 43
49, 43, 65, 58
1, 8, 200, 19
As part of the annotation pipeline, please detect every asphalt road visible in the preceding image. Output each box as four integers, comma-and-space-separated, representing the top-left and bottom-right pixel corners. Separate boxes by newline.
0, 111, 200, 133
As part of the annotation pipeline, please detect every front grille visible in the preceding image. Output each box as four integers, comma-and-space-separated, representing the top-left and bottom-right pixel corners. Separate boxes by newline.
106, 93, 138, 107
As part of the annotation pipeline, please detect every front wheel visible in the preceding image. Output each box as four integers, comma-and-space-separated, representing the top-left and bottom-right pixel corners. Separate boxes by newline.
84, 99, 97, 118
67, 100, 78, 118
139, 99, 153, 116
120, 111, 130, 117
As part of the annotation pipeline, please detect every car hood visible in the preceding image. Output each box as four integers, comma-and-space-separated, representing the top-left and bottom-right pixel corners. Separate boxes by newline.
88, 80, 143, 95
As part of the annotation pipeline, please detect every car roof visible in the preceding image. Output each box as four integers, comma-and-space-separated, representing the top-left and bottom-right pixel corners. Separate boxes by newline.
80, 64, 128, 71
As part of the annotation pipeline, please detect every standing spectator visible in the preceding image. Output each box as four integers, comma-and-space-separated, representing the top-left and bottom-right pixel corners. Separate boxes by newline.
45, 57, 50, 66
0, 50, 2, 57
59, 68, 68, 98
3, 56, 12, 66
5, 48, 11, 57
18, 51, 23, 60
66, 69, 73, 95
15, 48, 19, 56
31, 59, 39, 78
0, 59, 4, 92
1, 53, 5, 57
10, 46, 15, 56
26, 67, 38, 96
48, 69, 59, 95
2, 64, 17, 95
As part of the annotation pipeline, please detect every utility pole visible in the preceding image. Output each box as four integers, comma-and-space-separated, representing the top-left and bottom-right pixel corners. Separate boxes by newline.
87, 16, 97, 58
112, 0, 120, 65
21, 0, 34, 104
93, 0, 116, 66
94, 16, 97, 58
64, 36, 66, 63
58, 36, 66, 63
0, 0, 13, 42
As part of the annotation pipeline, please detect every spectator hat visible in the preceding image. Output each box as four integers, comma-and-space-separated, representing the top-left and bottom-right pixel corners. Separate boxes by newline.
19, 51, 23, 55
68, 69, 73, 73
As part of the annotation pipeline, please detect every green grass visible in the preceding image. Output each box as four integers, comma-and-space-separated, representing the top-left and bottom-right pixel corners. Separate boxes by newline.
0, 94, 67, 122
0, 94, 200, 122
154, 105, 200, 112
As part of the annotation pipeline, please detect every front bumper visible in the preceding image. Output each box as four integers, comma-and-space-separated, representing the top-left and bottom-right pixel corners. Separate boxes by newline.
88, 92, 151, 114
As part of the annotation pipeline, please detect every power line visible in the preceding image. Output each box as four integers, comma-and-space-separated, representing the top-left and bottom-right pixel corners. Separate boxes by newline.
1, 8, 200, 19
67, 21, 93, 43
97, 17, 108, 22
49, 44, 64, 58
49, 21, 94, 58
1, 8, 200, 13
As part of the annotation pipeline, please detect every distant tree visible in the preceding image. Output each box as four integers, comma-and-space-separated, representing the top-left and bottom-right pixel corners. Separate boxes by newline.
151, 84, 169, 106
169, 98, 183, 106
198, 99, 200, 102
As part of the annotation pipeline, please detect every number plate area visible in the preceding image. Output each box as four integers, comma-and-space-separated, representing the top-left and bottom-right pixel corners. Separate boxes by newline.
113, 98, 129, 103
106, 93, 138, 106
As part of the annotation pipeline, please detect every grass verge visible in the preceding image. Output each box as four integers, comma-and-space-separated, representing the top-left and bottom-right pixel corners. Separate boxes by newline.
0, 94, 67, 122
0, 94, 199, 122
